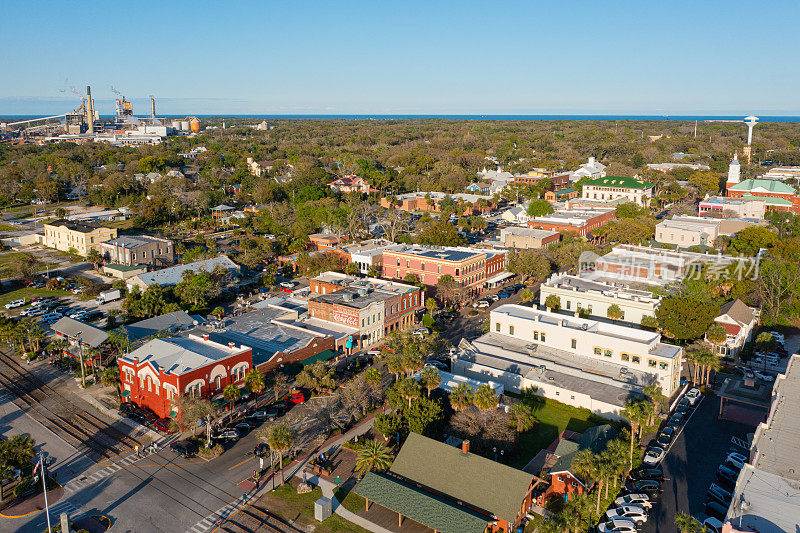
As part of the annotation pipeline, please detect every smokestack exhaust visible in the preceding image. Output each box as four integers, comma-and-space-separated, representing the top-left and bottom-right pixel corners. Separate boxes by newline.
150, 95, 156, 119
85, 85, 95, 134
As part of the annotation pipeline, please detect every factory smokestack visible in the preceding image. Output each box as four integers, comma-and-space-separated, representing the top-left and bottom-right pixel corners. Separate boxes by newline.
150, 95, 156, 119
85, 85, 95, 134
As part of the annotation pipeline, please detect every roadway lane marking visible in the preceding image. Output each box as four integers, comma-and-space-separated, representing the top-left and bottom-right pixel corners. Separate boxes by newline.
227, 456, 254, 470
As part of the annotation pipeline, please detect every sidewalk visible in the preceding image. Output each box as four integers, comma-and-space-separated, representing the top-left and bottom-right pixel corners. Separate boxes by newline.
0, 485, 64, 519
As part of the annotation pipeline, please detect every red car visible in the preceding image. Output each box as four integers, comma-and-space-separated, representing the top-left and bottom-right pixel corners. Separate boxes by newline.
153, 417, 175, 434
287, 390, 307, 404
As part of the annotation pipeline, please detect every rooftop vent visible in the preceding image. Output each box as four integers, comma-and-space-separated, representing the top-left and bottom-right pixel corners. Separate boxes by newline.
342, 293, 354, 302
581, 323, 589, 331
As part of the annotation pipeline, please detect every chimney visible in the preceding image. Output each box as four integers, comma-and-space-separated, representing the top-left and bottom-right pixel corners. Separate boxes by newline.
588, 156, 595, 165
228, 342, 236, 349
202, 334, 210, 341
461, 440, 470, 455
85, 85, 95, 134
150, 95, 156, 119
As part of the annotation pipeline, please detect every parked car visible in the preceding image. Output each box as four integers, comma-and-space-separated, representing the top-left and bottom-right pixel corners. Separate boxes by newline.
624, 479, 663, 496
657, 427, 675, 448
667, 412, 684, 428
629, 467, 665, 482
684, 388, 701, 406
5, 299, 25, 309
606, 505, 648, 526
233, 422, 253, 433
118, 402, 139, 416
707, 483, 733, 506
497, 291, 511, 299
725, 452, 746, 470
213, 429, 241, 442
703, 517, 724, 533
153, 417, 175, 434
82, 310, 104, 321
596, 518, 637, 533
717, 464, 739, 486
254, 443, 269, 457
754, 371, 775, 383
424, 360, 448, 371
287, 390, 307, 404
279, 281, 295, 289
170, 440, 198, 458
473, 300, 490, 309
642, 446, 665, 465
614, 493, 652, 510
704, 500, 728, 521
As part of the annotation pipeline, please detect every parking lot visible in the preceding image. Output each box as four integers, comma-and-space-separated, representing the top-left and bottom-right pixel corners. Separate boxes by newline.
640, 393, 755, 532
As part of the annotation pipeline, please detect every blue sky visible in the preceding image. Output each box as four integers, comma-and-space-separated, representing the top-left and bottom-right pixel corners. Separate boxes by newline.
1, 0, 798, 115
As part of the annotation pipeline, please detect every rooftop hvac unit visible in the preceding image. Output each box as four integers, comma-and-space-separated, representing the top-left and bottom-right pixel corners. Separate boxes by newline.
342, 293, 354, 301
581, 323, 589, 330
525, 343, 537, 354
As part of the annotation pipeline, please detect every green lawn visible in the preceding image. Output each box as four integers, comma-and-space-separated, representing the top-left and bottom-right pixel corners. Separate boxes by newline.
264, 483, 370, 533
333, 484, 366, 513
513, 397, 614, 469
0, 288, 71, 309
0, 223, 20, 232
0, 253, 28, 277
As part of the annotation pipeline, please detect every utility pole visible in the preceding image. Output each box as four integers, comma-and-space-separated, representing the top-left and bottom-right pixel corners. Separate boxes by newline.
76, 332, 86, 388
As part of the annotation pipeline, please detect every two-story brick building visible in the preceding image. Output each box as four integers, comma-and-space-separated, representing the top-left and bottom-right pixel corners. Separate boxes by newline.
308, 274, 423, 348
117, 334, 253, 419
382, 245, 506, 299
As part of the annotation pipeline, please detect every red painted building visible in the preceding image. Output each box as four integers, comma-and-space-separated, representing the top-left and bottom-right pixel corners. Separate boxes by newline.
118, 334, 253, 419
528, 208, 616, 238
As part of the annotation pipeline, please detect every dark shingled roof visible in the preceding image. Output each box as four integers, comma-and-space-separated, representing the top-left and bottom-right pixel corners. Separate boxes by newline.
389, 432, 534, 524
548, 424, 619, 482
353, 472, 489, 533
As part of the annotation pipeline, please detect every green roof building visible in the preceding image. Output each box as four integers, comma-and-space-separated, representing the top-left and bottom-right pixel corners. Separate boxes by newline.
581, 176, 655, 207
354, 432, 536, 532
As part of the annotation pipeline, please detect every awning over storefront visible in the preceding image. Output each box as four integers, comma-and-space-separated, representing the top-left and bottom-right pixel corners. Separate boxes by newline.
486, 272, 514, 285
300, 349, 337, 366
120, 390, 131, 397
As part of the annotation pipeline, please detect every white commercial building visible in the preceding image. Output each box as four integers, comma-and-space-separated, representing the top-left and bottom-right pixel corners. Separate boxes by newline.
698, 195, 767, 220
340, 239, 401, 275
655, 215, 761, 248
581, 176, 654, 207
452, 305, 682, 420
570, 157, 606, 182
762, 166, 800, 181
540, 272, 659, 325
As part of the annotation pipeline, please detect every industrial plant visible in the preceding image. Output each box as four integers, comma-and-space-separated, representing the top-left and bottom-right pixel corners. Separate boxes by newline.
0, 85, 201, 145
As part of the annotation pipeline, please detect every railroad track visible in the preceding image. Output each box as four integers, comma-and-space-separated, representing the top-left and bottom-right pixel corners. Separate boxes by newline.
217, 504, 302, 533
0, 348, 141, 461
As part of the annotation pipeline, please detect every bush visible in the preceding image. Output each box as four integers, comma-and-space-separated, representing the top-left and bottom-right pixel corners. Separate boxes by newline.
13, 478, 33, 497
199, 444, 224, 459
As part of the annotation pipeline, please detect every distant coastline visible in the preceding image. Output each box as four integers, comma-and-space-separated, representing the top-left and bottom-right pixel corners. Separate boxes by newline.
3, 114, 800, 122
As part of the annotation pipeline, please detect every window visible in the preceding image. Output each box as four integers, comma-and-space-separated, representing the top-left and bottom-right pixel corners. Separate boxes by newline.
541, 332, 546, 342
593, 347, 601, 356
534, 331, 539, 341
659, 361, 669, 370
566, 300, 571, 310
214, 376, 222, 389
438, 266, 441, 274
571, 339, 577, 349
621, 353, 630, 362
632, 355, 640, 364
604, 349, 612, 358
406, 260, 410, 268
509, 325, 515, 335
455, 268, 460, 276
495, 322, 500, 332
421, 262, 425, 271
648, 359, 657, 368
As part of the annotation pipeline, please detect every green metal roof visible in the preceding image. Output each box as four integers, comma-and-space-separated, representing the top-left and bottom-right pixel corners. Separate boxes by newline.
740, 193, 793, 206
553, 188, 577, 195
353, 472, 489, 533
389, 432, 533, 524
299, 348, 337, 366
729, 179, 796, 194
585, 176, 654, 189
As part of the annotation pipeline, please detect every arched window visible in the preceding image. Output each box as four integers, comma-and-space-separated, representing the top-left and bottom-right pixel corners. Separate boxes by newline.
214, 376, 222, 390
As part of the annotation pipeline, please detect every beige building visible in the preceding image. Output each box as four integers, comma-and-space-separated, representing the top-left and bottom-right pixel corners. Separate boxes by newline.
99, 235, 174, 267
581, 176, 654, 207
43, 220, 117, 256
500, 227, 561, 249
655, 215, 762, 248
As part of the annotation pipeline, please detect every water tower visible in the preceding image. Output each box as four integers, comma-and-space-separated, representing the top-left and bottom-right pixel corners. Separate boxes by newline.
743, 115, 758, 162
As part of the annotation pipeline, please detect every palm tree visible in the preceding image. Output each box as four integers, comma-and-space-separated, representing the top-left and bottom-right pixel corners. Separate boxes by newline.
355, 441, 393, 475
706, 322, 727, 354
675, 512, 704, 533
223, 384, 240, 409
395, 378, 421, 408
509, 402, 536, 432
449, 383, 473, 412
572, 449, 605, 515
606, 434, 630, 489
263, 423, 294, 485
473, 384, 499, 422
419, 366, 441, 397
622, 400, 649, 469
386, 354, 404, 381
700, 352, 722, 386
364, 367, 382, 387
561, 492, 592, 533
244, 368, 265, 396
642, 381, 665, 425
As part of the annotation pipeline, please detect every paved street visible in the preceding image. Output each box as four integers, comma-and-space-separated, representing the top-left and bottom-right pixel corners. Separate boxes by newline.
641, 394, 755, 532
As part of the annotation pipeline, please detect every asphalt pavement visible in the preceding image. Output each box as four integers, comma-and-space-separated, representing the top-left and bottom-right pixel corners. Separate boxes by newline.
641, 394, 755, 532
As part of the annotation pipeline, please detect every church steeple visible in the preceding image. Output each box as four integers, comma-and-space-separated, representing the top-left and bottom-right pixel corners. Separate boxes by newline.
726, 153, 740, 190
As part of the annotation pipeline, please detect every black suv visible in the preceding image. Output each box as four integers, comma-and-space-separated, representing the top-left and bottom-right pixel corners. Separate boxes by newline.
170, 440, 198, 458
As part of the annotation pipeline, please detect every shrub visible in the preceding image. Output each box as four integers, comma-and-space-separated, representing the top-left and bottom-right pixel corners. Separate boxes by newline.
199, 444, 224, 458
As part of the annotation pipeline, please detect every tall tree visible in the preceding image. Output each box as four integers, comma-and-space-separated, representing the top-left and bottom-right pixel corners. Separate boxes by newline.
262, 423, 294, 485
473, 384, 499, 422
449, 383, 474, 412
355, 441, 393, 475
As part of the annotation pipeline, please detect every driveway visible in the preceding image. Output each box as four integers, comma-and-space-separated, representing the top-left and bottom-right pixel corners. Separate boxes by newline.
641, 394, 756, 532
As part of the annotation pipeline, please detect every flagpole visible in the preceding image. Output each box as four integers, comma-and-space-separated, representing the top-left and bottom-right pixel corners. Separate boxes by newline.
40, 455, 52, 533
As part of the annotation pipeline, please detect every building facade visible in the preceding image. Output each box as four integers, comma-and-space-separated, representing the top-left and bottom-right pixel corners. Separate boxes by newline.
43, 220, 118, 256
328, 175, 371, 193
540, 272, 659, 325
99, 235, 174, 267
380, 192, 496, 215
698, 196, 767, 219
118, 334, 253, 419
500, 227, 561, 249
527, 208, 616, 237
513, 169, 570, 190
709, 299, 759, 358
581, 176, 654, 207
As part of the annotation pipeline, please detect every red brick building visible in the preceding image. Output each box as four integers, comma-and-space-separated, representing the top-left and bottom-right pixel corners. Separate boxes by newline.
514, 170, 570, 190
380, 192, 496, 216
528, 208, 616, 238
382, 245, 502, 299
308, 273, 423, 347
118, 334, 253, 419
